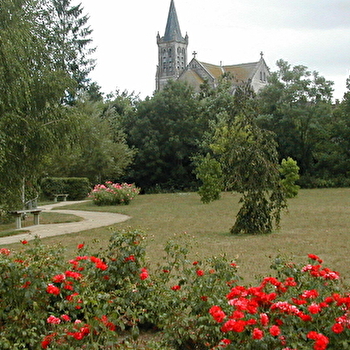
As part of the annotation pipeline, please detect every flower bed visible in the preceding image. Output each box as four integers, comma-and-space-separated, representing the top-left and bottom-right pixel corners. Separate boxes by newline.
89, 182, 140, 205
0, 233, 349, 349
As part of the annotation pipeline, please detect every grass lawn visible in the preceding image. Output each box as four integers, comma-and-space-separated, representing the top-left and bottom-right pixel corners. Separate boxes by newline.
2, 188, 350, 285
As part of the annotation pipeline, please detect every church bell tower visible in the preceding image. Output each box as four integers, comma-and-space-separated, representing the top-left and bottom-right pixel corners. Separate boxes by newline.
156, 0, 188, 91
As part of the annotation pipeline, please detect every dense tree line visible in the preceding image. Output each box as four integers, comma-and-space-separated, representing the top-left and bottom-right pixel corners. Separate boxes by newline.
1, 0, 349, 215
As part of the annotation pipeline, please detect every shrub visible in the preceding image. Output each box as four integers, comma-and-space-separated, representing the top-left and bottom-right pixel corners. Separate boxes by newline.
194, 154, 223, 204
0, 232, 349, 349
280, 157, 300, 198
89, 182, 140, 206
41, 177, 91, 200
208, 254, 350, 350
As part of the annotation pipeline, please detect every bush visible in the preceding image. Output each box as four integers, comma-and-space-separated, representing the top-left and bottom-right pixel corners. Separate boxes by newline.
280, 157, 300, 198
89, 182, 140, 206
0, 232, 349, 349
41, 177, 91, 200
195, 154, 223, 204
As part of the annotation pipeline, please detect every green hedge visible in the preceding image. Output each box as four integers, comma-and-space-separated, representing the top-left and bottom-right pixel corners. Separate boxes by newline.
41, 177, 91, 200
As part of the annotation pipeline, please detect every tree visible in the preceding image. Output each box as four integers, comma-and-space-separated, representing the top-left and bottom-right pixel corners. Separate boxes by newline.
44, 0, 95, 101
46, 97, 134, 184
257, 59, 333, 177
125, 81, 203, 191
0, 0, 76, 210
315, 78, 350, 185
196, 82, 286, 234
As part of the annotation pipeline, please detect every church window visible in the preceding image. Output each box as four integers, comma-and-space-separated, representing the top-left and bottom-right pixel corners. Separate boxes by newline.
260, 72, 263, 81
263, 72, 266, 81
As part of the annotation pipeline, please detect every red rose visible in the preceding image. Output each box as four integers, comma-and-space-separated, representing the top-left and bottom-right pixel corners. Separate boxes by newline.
46, 284, 60, 295
331, 322, 344, 334
140, 268, 149, 280
269, 325, 281, 337
252, 327, 264, 340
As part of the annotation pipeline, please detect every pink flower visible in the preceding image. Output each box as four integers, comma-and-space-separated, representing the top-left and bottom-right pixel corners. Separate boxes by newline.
21, 240, 28, 244
0, 248, 10, 255
171, 285, 181, 291
47, 315, 61, 324
196, 269, 204, 276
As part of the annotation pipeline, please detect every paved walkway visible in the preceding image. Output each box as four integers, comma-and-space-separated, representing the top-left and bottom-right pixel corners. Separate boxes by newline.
0, 201, 130, 245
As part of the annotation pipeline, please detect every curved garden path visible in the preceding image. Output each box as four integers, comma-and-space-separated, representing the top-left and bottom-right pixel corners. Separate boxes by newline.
0, 201, 130, 245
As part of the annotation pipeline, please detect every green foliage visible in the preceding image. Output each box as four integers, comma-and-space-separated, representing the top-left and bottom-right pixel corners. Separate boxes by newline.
45, 0, 96, 99
46, 98, 135, 183
280, 157, 300, 198
257, 59, 334, 178
0, 0, 94, 210
208, 254, 350, 350
125, 80, 203, 192
0, 232, 349, 349
194, 154, 223, 204
89, 182, 140, 206
41, 177, 91, 200
201, 82, 287, 234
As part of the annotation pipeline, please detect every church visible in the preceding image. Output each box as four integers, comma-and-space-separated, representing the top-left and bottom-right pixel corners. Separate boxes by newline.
156, 0, 270, 94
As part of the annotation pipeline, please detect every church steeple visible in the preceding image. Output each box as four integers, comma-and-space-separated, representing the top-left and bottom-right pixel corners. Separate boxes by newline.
163, 0, 185, 42
156, 0, 188, 91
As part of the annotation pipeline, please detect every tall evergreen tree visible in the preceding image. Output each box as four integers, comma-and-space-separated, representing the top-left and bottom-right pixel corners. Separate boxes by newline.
44, 0, 95, 101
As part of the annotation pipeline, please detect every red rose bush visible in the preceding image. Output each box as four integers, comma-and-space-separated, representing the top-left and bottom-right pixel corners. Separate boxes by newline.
0, 232, 349, 349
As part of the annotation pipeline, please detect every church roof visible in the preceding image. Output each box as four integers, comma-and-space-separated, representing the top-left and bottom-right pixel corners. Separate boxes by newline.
163, 0, 186, 42
201, 61, 260, 82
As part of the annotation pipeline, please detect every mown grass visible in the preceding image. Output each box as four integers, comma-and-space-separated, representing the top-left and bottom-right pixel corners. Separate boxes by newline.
3, 188, 350, 285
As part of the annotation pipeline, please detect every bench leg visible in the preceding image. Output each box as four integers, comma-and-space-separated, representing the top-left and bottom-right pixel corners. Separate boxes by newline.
54, 196, 58, 202
15, 215, 22, 229
33, 213, 40, 225
63, 196, 67, 201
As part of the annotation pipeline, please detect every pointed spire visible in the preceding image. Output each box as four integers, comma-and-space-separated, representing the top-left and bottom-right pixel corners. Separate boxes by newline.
163, 0, 185, 42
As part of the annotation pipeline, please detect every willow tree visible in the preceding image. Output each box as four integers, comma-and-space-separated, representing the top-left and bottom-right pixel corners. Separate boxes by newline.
0, 0, 78, 210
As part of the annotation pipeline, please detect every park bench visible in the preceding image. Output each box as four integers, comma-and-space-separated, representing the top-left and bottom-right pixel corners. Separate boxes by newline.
53, 194, 69, 202
9, 209, 43, 229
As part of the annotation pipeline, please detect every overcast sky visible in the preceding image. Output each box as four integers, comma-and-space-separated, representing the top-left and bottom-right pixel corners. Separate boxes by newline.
79, 0, 350, 101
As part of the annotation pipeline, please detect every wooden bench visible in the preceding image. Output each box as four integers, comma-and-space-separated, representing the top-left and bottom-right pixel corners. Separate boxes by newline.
53, 194, 69, 202
9, 209, 43, 229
